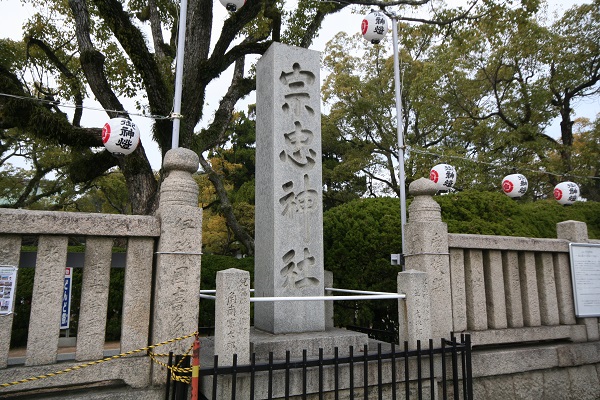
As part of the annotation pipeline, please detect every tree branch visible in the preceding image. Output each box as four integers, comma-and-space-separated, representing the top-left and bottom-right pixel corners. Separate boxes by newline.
90, 0, 171, 119
26, 37, 85, 127
69, 0, 126, 117
199, 154, 255, 255
196, 57, 255, 152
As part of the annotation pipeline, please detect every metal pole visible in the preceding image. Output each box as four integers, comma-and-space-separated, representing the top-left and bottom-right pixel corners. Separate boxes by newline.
171, 0, 189, 149
191, 335, 200, 400
391, 15, 407, 267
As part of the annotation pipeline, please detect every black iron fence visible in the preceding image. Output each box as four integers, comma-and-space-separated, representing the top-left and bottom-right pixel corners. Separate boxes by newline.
166, 334, 472, 400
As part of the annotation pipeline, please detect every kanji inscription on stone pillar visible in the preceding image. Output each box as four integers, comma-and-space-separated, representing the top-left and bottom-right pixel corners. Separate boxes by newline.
255, 43, 325, 334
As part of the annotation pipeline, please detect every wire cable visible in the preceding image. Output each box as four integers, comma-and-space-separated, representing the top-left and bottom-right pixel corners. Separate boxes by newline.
408, 146, 600, 181
0, 92, 173, 120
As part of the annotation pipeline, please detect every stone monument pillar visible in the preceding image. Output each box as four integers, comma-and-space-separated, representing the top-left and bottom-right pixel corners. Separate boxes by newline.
254, 42, 325, 334
152, 148, 202, 382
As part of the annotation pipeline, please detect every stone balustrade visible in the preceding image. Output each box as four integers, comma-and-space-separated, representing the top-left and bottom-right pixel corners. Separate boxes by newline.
398, 177, 598, 349
0, 148, 202, 398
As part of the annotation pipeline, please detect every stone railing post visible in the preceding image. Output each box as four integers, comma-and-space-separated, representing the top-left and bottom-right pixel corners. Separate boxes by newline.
404, 178, 453, 340
556, 220, 599, 341
152, 148, 202, 383
214, 268, 251, 365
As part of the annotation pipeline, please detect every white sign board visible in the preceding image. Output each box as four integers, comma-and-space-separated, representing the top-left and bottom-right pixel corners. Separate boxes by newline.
61, 267, 73, 329
569, 243, 600, 317
0, 266, 18, 315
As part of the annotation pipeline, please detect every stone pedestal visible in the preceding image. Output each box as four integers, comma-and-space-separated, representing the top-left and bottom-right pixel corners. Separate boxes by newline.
254, 42, 325, 334
557, 220, 588, 242
250, 328, 368, 361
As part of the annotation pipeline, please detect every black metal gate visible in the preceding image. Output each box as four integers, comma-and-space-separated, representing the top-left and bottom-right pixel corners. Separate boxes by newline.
166, 334, 472, 400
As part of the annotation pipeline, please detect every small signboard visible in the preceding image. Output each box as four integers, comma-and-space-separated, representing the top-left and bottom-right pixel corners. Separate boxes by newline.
569, 243, 600, 317
0, 265, 18, 315
61, 267, 73, 329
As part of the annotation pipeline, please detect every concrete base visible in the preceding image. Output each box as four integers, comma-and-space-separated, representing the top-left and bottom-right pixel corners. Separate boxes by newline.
250, 327, 369, 361
198, 328, 369, 365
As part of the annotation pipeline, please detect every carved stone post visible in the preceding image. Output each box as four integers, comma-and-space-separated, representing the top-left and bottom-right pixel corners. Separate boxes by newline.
214, 268, 251, 365
404, 177, 453, 340
398, 270, 432, 350
152, 148, 202, 383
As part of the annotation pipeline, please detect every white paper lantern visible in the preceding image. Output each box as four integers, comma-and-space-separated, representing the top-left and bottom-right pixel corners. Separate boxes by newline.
502, 174, 528, 198
102, 118, 140, 156
219, 0, 245, 11
361, 10, 388, 44
553, 181, 579, 205
429, 163, 457, 191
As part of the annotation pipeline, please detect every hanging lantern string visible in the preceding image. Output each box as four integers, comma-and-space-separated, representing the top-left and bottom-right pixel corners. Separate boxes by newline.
3, 93, 597, 182
409, 146, 600, 181
0, 92, 173, 120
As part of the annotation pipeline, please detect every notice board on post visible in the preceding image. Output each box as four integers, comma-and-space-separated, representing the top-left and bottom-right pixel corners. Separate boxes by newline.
569, 243, 600, 317
0, 266, 18, 315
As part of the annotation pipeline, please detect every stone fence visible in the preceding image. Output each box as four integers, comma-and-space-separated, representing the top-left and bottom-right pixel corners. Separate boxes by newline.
396, 177, 600, 399
0, 148, 202, 399
398, 177, 599, 350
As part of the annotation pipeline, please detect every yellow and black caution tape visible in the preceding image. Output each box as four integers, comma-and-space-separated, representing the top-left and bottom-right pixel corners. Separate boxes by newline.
149, 341, 195, 384
148, 339, 195, 384
164, 340, 194, 384
0, 331, 198, 389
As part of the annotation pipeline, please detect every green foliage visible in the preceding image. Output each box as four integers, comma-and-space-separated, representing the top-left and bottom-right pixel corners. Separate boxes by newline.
0, 39, 26, 70
320, 1, 599, 200
67, 172, 132, 214
323, 198, 402, 331
435, 190, 532, 236
564, 118, 600, 202
434, 190, 600, 238
105, 269, 125, 341
200, 112, 257, 255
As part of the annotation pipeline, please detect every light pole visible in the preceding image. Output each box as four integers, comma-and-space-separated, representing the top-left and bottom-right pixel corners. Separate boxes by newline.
362, 10, 406, 268
390, 13, 407, 268
171, 0, 189, 149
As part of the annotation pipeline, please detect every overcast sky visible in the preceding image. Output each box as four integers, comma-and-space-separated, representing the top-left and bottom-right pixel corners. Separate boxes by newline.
0, 0, 597, 170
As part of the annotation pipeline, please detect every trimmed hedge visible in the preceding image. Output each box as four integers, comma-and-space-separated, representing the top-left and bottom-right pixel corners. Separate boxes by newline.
322, 192, 600, 332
